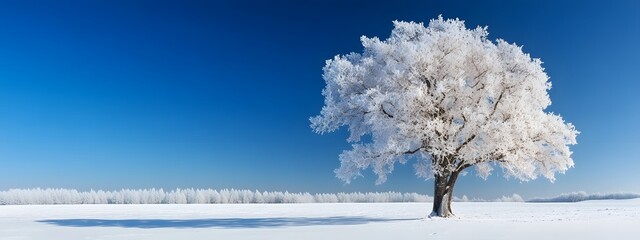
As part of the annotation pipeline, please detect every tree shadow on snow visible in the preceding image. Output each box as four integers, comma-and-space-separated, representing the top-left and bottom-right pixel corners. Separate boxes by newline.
37, 216, 418, 229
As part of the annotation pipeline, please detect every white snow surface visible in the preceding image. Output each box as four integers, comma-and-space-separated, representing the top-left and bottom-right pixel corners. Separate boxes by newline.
1, 200, 638, 240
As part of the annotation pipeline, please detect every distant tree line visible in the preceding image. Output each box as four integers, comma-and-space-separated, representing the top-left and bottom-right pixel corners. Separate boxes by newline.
0, 188, 433, 205
12, 188, 626, 205
528, 191, 640, 202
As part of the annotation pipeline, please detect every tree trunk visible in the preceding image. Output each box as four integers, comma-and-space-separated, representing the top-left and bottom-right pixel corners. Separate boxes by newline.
430, 170, 460, 218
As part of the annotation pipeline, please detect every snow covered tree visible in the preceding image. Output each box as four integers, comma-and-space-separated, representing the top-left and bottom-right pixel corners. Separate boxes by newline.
310, 16, 578, 217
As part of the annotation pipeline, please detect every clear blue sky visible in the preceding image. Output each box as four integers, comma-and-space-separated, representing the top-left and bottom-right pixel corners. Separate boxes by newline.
0, 0, 638, 199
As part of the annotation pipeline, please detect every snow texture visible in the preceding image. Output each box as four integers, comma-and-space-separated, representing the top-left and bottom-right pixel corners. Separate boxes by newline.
311, 16, 578, 184
1, 200, 639, 240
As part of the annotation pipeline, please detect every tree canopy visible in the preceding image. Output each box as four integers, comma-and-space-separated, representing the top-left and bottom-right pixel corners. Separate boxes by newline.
311, 16, 578, 186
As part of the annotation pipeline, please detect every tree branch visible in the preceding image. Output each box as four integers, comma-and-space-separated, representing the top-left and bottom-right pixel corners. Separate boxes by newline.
455, 134, 476, 152
490, 90, 505, 116
380, 104, 394, 118
405, 148, 422, 154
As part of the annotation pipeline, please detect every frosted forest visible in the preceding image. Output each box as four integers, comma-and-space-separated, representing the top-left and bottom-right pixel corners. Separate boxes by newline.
2, 188, 638, 205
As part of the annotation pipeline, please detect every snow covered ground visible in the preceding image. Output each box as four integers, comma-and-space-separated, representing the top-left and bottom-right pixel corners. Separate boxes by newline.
1, 199, 638, 240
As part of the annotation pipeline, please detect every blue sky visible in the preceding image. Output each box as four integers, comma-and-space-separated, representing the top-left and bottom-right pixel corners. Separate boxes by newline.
0, 0, 638, 199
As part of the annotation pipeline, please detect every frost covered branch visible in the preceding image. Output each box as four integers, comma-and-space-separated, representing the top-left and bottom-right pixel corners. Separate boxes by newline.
311, 16, 578, 184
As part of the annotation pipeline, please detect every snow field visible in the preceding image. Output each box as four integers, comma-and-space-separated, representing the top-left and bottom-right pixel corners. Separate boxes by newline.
1, 199, 638, 240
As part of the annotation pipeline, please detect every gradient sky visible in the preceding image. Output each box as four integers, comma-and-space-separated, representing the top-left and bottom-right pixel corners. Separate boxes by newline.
0, 0, 638, 199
